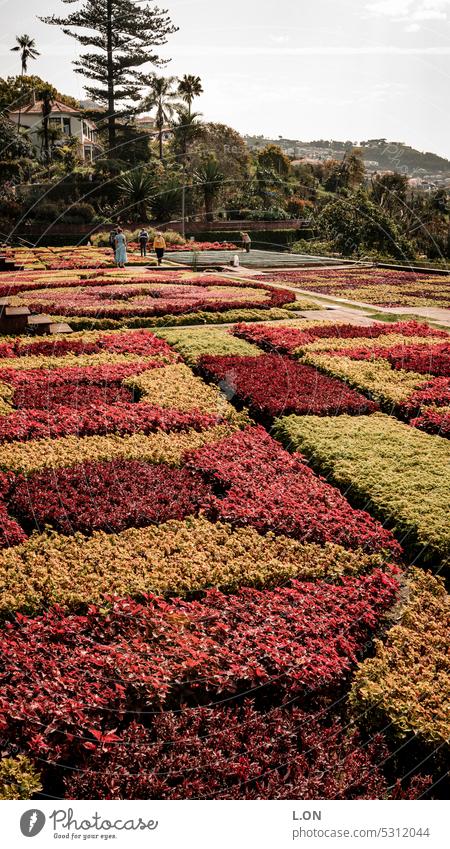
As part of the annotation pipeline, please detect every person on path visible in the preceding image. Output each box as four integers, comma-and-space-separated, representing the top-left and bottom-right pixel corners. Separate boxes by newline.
153, 231, 166, 266
114, 227, 128, 268
109, 225, 119, 254
139, 228, 149, 257
240, 231, 251, 253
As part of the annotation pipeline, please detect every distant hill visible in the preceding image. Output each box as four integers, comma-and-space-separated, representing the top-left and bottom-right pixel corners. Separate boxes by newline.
244, 136, 450, 175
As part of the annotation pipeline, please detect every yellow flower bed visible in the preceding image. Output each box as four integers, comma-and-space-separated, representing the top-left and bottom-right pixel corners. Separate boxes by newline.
125, 362, 245, 422
0, 424, 235, 474
0, 351, 161, 373
0, 383, 13, 416
0, 756, 42, 800
0, 517, 389, 615
298, 333, 448, 355
154, 327, 261, 364
302, 353, 427, 406
274, 413, 450, 567
349, 569, 450, 748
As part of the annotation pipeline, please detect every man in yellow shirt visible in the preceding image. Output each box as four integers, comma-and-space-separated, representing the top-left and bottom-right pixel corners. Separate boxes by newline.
153, 232, 167, 265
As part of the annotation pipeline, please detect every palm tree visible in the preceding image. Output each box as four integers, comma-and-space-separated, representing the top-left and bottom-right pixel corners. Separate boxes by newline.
171, 106, 204, 161
116, 169, 156, 221
142, 75, 179, 160
177, 75, 203, 117
194, 156, 225, 222
39, 87, 54, 164
11, 34, 40, 75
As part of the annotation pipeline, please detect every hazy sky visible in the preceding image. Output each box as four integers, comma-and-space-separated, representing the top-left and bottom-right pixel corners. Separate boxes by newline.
1, 0, 449, 157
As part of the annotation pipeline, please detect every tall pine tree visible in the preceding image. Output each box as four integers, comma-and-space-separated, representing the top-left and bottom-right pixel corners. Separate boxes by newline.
40, 1, 178, 150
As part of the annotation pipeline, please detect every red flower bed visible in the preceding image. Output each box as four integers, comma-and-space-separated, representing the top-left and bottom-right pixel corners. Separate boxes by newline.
0, 501, 27, 549
387, 343, 450, 377
198, 353, 378, 418
0, 569, 398, 760
9, 461, 211, 534
187, 426, 401, 555
401, 378, 450, 417
410, 408, 450, 437
5, 362, 156, 410
0, 403, 218, 444
0, 330, 178, 361
233, 320, 445, 354
63, 707, 428, 800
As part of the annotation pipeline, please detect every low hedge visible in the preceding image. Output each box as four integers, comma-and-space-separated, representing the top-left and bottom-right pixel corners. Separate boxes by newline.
187, 229, 306, 249
349, 569, 449, 750
274, 413, 450, 568
59, 307, 300, 331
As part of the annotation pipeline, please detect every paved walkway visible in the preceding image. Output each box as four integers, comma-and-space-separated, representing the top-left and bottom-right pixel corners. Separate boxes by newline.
167, 249, 351, 269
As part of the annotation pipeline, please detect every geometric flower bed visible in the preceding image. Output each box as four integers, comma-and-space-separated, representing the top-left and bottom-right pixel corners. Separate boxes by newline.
274, 413, 450, 568
198, 353, 378, 420
154, 326, 262, 364
255, 267, 450, 308
0, 311, 444, 801
9, 272, 295, 319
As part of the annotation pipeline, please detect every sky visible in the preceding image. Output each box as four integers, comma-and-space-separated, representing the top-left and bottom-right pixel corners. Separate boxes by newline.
0, 0, 449, 158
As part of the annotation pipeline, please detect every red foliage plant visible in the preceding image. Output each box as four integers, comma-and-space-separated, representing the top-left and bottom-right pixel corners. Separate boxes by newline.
198, 353, 378, 418
0, 403, 218, 444
233, 321, 446, 355
63, 706, 429, 800
186, 426, 401, 556
0, 569, 398, 760
0, 330, 178, 361
9, 461, 212, 534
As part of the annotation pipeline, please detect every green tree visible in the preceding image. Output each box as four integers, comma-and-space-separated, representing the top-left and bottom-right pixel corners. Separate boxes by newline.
371, 172, 408, 216
193, 156, 225, 221
10, 35, 40, 76
0, 75, 78, 114
41, 1, 178, 150
177, 74, 203, 117
171, 105, 204, 160
318, 190, 415, 259
141, 74, 179, 160
257, 144, 291, 177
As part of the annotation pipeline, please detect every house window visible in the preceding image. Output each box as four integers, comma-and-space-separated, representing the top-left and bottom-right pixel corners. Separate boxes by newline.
62, 117, 71, 135
49, 117, 61, 128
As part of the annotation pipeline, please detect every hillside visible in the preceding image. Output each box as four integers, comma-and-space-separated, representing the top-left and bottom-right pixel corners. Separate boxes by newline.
245, 136, 450, 175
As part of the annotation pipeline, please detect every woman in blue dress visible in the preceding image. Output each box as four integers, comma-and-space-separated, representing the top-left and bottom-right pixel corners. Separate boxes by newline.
114, 227, 128, 268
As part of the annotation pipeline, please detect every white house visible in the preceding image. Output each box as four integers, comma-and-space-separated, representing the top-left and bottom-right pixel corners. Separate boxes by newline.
8, 99, 102, 162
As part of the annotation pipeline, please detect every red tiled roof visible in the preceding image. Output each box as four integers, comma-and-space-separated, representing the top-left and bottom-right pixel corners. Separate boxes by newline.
9, 99, 80, 116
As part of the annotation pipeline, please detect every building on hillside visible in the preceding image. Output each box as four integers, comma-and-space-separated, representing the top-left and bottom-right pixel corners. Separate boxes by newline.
7, 99, 102, 162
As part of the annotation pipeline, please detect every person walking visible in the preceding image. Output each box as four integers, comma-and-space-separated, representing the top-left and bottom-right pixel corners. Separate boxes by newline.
114, 227, 128, 268
139, 228, 149, 257
240, 231, 252, 253
153, 231, 167, 266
